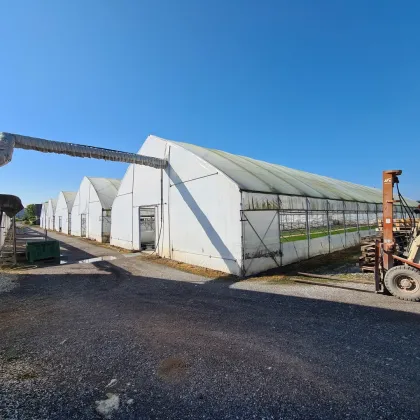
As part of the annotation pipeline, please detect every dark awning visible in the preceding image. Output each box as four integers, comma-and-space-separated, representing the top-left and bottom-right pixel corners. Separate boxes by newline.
0, 194, 24, 217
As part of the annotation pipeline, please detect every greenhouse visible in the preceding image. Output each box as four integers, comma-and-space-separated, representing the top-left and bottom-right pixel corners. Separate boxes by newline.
71, 177, 121, 243
40, 202, 48, 229
44, 198, 57, 231
109, 135, 417, 276
54, 191, 77, 234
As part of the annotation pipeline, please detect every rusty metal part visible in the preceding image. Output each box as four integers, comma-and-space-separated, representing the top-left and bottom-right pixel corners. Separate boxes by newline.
374, 239, 381, 292
392, 254, 420, 270
382, 170, 401, 270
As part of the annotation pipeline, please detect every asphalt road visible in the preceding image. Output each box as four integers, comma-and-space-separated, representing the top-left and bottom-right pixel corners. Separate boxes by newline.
1, 227, 419, 419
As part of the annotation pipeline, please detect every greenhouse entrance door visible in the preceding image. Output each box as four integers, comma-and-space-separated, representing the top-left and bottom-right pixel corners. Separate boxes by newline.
139, 206, 156, 250
58, 217, 62, 232
81, 214, 87, 237
241, 209, 282, 276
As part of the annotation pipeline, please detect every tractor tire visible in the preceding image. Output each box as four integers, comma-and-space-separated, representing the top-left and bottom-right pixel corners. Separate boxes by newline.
384, 265, 420, 302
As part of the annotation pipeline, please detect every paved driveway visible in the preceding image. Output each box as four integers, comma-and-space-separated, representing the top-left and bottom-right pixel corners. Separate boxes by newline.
1, 227, 419, 419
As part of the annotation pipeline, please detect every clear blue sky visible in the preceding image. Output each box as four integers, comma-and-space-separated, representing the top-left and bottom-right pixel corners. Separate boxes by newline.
1, 0, 419, 204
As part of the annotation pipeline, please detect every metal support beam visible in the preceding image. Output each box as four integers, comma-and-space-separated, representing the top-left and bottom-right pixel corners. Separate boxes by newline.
382, 170, 402, 270
0, 132, 167, 168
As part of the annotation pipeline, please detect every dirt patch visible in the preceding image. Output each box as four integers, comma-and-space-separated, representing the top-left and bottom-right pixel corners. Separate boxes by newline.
157, 358, 188, 383
74, 237, 134, 254
249, 274, 297, 284
0, 357, 40, 381
0, 272, 19, 293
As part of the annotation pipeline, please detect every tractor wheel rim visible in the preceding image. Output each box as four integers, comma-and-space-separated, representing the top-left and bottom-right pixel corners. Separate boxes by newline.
394, 274, 420, 293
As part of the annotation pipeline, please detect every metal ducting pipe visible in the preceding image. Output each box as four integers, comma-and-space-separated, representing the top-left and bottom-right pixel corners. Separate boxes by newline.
0, 132, 167, 168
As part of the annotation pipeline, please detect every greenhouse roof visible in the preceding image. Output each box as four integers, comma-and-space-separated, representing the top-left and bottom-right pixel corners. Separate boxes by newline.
87, 177, 121, 209
169, 139, 417, 205
61, 191, 77, 211
48, 198, 57, 212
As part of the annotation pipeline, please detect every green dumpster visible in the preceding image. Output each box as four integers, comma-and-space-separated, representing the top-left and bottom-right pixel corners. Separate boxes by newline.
26, 240, 60, 263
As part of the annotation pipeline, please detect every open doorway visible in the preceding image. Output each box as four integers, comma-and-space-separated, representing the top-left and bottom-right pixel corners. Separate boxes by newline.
81, 214, 87, 237
101, 209, 112, 243
58, 216, 62, 232
139, 206, 156, 250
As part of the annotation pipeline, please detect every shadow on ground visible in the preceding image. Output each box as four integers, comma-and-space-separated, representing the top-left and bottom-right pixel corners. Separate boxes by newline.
1, 249, 420, 420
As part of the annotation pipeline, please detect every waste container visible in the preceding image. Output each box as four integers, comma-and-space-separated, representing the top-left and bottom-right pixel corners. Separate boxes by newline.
26, 240, 60, 263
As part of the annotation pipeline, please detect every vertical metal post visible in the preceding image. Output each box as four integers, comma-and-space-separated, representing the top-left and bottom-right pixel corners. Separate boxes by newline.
305, 198, 310, 258
159, 167, 164, 255
382, 170, 401, 270
138, 207, 142, 250
132, 163, 135, 249
88, 183, 91, 239
343, 202, 346, 247
356, 202, 360, 241
167, 146, 172, 259
374, 238, 381, 292
326, 201, 331, 253
240, 191, 246, 277
276, 195, 282, 266
12, 217, 17, 265
0, 212, 3, 249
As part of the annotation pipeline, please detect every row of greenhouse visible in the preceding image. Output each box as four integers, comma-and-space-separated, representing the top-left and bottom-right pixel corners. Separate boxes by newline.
40, 177, 121, 243
39, 135, 419, 276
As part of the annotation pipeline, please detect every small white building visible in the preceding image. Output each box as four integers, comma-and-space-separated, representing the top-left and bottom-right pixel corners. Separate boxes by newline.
45, 198, 57, 230
111, 135, 418, 276
40, 202, 48, 229
54, 191, 77, 234
71, 177, 121, 242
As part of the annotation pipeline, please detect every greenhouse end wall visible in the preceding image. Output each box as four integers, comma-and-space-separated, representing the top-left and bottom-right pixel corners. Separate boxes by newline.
0, 213, 12, 252
241, 191, 398, 276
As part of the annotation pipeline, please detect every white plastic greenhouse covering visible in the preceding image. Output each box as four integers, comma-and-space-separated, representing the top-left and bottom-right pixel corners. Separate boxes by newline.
45, 198, 57, 231
71, 177, 121, 243
54, 191, 77, 234
40, 202, 48, 229
110, 135, 418, 276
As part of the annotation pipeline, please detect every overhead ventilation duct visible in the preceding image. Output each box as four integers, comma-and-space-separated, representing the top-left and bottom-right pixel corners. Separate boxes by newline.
0, 132, 167, 168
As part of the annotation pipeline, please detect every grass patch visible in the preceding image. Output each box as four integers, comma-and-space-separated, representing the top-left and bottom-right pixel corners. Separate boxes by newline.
281, 225, 374, 243
249, 274, 298, 284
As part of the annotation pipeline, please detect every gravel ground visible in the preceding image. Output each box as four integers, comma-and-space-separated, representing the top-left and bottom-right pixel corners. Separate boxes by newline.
1, 227, 420, 419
